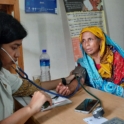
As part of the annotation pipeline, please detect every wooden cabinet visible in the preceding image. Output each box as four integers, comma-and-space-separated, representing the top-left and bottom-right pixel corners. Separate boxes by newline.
0, 0, 24, 73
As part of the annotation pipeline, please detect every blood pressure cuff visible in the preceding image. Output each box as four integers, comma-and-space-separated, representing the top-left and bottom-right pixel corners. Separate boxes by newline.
72, 66, 86, 79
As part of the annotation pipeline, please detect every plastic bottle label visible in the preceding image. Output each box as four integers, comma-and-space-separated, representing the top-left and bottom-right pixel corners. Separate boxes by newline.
40, 59, 50, 66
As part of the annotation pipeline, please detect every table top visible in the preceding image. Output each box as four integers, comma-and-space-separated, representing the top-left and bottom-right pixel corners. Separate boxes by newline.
26, 86, 124, 124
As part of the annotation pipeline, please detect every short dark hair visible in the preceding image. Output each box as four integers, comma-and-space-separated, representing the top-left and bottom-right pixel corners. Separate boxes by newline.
0, 12, 27, 44
0, 12, 27, 70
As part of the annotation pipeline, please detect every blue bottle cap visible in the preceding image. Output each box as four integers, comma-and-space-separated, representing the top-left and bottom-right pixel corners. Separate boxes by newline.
42, 49, 47, 53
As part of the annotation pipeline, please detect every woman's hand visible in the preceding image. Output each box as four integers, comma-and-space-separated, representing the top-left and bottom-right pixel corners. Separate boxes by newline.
56, 83, 71, 96
55, 71, 75, 96
28, 91, 52, 114
56, 67, 86, 96
56, 78, 85, 96
0, 91, 52, 124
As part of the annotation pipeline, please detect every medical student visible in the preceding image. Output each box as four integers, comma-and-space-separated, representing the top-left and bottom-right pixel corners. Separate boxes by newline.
0, 12, 77, 124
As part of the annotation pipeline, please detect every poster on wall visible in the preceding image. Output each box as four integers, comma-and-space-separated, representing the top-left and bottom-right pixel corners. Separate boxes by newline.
63, 0, 107, 62
63, 0, 82, 12
25, 0, 57, 14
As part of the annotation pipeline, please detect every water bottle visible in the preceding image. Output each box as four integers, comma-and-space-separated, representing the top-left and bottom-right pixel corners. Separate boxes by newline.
40, 49, 51, 81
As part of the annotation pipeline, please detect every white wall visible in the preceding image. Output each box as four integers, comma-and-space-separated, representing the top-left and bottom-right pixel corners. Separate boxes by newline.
104, 0, 124, 48
19, 0, 124, 80
19, 0, 75, 80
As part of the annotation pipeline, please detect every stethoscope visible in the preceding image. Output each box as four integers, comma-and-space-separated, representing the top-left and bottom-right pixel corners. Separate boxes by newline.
1, 47, 80, 98
1, 47, 104, 118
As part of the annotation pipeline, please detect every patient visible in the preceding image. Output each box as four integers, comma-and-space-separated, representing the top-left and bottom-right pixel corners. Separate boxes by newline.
78, 26, 124, 97
57, 26, 124, 98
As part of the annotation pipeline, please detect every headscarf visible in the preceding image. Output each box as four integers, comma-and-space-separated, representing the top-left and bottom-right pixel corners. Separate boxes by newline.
79, 26, 113, 78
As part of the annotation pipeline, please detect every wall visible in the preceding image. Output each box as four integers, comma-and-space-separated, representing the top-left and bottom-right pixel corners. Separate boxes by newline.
19, 0, 75, 79
19, 0, 124, 80
104, 0, 124, 48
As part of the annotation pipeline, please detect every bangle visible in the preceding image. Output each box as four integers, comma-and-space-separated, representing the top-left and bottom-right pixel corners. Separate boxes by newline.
61, 78, 67, 85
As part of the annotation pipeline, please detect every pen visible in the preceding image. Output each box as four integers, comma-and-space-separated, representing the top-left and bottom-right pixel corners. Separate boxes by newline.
52, 96, 59, 100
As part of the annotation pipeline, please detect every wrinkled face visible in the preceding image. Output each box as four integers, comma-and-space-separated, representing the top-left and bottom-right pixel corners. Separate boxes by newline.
0, 40, 22, 69
81, 32, 101, 56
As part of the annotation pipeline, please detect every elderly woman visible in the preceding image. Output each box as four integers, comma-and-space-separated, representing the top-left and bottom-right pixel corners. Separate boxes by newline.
78, 26, 124, 97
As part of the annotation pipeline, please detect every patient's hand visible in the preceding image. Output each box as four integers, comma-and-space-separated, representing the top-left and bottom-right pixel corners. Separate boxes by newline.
56, 83, 71, 96
56, 77, 85, 96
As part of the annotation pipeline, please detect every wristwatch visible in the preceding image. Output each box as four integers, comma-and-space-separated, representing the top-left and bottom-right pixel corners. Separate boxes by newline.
61, 78, 67, 85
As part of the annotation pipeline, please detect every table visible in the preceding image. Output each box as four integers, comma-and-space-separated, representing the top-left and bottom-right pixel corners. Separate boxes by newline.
25, 86, 124, 124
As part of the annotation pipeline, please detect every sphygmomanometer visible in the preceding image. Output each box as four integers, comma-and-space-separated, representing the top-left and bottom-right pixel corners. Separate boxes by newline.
72, 66, 104, 118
